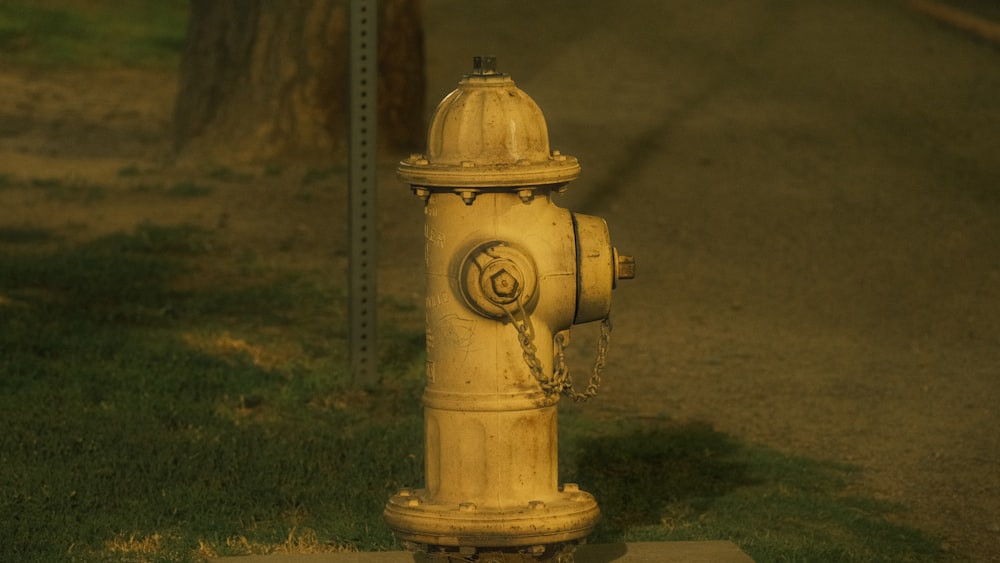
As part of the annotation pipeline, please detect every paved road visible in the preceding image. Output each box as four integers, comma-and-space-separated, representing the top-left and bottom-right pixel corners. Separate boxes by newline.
376, 1, 1000, 560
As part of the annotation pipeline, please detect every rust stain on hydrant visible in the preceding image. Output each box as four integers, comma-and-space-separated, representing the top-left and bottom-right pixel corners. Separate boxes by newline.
384, 56, 634, 559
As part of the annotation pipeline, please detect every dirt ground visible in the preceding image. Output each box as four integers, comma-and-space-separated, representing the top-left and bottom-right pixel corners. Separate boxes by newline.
1, 1, 998, 561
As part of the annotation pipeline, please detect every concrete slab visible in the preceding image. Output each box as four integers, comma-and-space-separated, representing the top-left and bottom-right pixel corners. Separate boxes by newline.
217, 541, 753, 562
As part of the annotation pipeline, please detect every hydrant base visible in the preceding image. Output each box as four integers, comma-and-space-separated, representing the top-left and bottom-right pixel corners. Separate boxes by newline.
384, 489, 600, 548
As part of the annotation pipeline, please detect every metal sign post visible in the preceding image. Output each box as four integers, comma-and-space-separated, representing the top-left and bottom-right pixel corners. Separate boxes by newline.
348, 0, 378, 387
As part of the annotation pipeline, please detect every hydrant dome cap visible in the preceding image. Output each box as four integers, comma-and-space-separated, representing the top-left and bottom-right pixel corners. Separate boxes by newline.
398, 71, 580, 188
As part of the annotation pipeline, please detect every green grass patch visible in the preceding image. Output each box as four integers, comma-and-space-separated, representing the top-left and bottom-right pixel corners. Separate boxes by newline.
0, 0, 188, 69
301, 166, 344, 186
30, 176, 62, 188
166, 181, 213, 199
205, 166, 254, 184
263, 163, 286, 177
117, 164, 142, 178
0, 223, 425, 562
0, 226, 56, 245
24, 176, 106, 202
128, 182, 163, 194
0, 223, 945, 562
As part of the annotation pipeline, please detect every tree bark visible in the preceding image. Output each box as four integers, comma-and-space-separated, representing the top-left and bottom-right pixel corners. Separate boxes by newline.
172, 0, 424, 164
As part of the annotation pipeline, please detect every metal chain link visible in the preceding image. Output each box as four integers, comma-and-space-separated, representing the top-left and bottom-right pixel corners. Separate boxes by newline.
505, 300, 612, 402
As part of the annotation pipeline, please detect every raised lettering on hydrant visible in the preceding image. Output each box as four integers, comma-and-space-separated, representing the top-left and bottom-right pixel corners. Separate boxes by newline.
385, 56, 635, 560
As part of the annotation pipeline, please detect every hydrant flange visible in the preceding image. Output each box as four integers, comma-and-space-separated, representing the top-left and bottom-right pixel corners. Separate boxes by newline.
385, 487, 600, 548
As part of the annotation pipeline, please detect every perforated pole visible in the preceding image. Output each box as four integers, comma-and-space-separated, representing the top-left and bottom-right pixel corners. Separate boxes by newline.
348, 0, 377, 387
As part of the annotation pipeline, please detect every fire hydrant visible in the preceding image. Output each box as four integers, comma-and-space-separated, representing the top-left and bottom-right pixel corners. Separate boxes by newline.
384, 56, 634, 560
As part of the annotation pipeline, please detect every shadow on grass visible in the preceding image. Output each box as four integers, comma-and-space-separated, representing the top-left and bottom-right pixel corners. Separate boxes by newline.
0, 224, 944, 562
560, 416, 944, 562
0, 224, 425, 562
573, 422, 755, 535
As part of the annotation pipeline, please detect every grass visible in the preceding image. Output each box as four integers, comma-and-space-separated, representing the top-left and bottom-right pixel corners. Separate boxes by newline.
0, 0, 187, 69
118, 165, 142, 178
0, 222, 947, 562
166, 181, 213, 199
205, 166, 254, 184
301, 167, 345, 186
0, 175, 107, 203
0, 224, 425, 562
0, 226, 56, 245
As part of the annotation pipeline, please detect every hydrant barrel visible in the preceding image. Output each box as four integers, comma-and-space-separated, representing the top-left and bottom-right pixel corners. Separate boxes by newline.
385, 57, 632, 553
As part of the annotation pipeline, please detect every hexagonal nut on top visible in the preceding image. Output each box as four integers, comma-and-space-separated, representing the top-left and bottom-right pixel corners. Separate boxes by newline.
460, 242, 537, 319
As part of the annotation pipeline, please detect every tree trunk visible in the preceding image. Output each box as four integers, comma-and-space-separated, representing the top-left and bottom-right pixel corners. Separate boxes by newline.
172, 0, 425, 164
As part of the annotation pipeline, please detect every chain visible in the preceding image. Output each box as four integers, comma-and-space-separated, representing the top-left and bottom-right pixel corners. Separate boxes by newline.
505, 301, 612, 402
504, 301, 561, 395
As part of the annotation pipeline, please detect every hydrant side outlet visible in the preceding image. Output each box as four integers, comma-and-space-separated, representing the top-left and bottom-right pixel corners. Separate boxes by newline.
385, 57, 632, 552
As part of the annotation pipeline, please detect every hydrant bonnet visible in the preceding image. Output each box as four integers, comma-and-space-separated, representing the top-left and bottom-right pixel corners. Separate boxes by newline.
398, 58, 580, 189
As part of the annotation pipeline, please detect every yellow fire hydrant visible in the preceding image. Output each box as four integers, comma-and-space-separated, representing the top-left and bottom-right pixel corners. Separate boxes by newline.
385, 56, 634, 560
